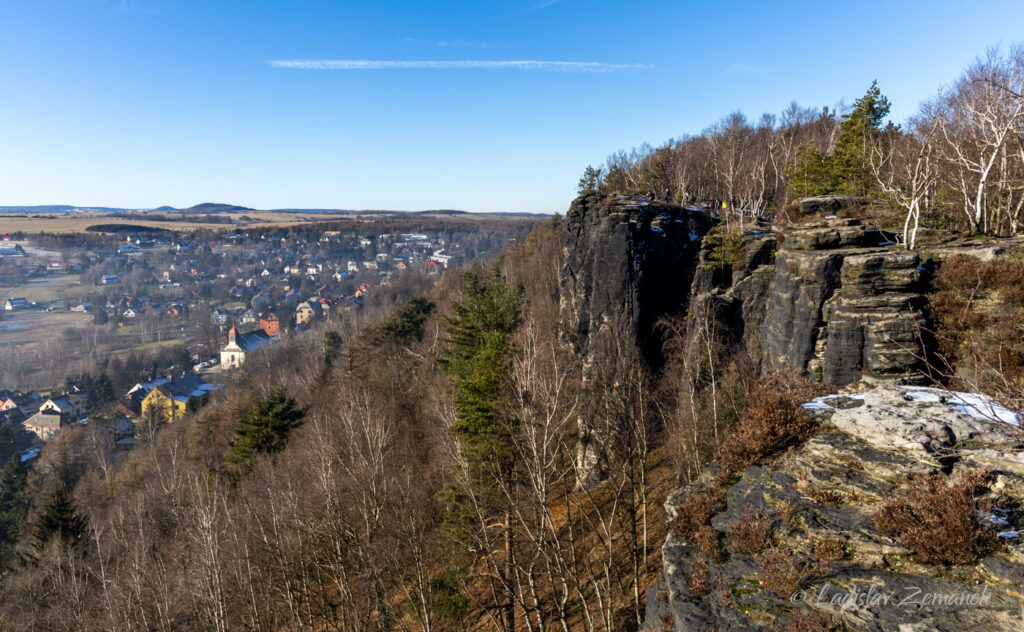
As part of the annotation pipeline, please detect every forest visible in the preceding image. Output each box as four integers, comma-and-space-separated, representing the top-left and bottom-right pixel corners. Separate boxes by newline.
580, 45, 1024, 245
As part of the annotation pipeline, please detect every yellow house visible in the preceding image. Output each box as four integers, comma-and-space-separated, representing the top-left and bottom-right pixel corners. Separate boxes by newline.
140, 386, 188, 424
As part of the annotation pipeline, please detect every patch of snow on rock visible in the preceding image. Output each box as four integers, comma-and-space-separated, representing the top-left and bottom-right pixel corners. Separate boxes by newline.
803, 385, 1022, 457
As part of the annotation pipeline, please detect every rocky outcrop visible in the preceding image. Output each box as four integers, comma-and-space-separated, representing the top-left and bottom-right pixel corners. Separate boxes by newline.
646, 386, 1024, 631
762, 219, 927, 387
560, 195, 713, 486
796, 195, 875, 216
560, 194, 713, 365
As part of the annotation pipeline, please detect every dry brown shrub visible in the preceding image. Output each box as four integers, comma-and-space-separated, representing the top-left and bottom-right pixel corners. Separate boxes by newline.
670, 486, 726, 541
717, 373, 824, 476
728, 506, 774, 555
775, 499, 800, 529
928, 255, 1024, 389
812, 538, 849, 562
686, 559, 712, 595
753, 546, 824, 597
694, 525, 725, 562
872, 470, 1001, 565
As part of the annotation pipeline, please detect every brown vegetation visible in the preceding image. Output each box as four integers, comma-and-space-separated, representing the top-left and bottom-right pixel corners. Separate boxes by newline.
872, 470, 1001, 565
716, 374, 824, 476
727, 506, 774, 556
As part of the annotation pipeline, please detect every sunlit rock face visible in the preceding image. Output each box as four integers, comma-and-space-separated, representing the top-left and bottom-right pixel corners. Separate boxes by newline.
761, 218, 928, 387
645, 385, 1024, 632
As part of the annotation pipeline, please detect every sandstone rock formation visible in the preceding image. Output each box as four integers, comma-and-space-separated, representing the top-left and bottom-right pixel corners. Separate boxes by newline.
560, 195, 712, 486
559, 194, 712, 366
796, 195, 875, 216
645, 385, 1024, 631
762, 218, 927, 387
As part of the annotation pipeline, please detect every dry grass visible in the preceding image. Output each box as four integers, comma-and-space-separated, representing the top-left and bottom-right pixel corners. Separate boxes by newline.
805, 485, 861, 506
872, 470, 1001, 566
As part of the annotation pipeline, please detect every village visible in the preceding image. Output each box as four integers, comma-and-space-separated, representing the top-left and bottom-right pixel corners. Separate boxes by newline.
0, 220, 526, 465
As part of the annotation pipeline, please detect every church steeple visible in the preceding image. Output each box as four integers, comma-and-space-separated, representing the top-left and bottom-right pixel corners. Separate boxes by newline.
228, 321, 237, 346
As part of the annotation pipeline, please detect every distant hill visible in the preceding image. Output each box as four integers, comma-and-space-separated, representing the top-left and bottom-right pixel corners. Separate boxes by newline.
413, 209, 469, 216
0, 205, 142, 213
152, 205, 177, 212
176, 202, 254, 214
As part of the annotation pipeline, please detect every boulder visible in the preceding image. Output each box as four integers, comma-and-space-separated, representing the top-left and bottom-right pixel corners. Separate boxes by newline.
796, 195, 875, 216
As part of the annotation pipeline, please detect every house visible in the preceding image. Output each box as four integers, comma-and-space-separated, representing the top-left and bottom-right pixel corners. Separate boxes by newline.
211, 308, 231, 325
39, 393, 88, 420
4, 297, 28, 311
239, 308, 257, 325
294, 300, 321, 326
101, 274, 120, 285
347, 261, 359, 273
260, 309, 280, 337
137, 373, 218, 424
70, 302, 94, 313
1, 391, 43, 416
23, 411, 65, 441
220, 324, 275, 369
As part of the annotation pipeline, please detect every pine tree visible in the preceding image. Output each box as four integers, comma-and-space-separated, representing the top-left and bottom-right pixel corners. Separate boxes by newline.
436, 265, 522, 632
786, 141, 835, 199
32, 488, 86, 553
378, 297, 435, 342
786, 82, 892, 200
323, 330, 343, 366
226, 387, 304, 473
0, 455, 29, 568
832, 80, 891, 196
577, 165, 603, 196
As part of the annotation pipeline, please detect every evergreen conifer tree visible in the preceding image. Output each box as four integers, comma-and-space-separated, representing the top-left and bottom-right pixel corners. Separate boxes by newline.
0, 455, 29, 567
786, 82, 891, 199
436, 264, 522, 631
226, 387, 304, 473
32, 488, 86, 553
832, 80, 891, 196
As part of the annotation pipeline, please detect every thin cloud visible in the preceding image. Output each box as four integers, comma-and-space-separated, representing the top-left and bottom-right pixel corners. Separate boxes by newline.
725, 63, 782, 74
267, 59, 650, 72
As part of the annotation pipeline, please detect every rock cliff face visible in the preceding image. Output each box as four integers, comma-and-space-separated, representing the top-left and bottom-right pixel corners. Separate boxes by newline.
644, 387, 1024, 631
559, 194, 713, 366
560, 195, 713, 487
761, 218, 927, 387
557, 195, 1024, 630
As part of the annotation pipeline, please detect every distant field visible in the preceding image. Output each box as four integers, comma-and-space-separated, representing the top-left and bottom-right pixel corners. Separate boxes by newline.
0, 310, 93, 347
0, 211, 347, 234
0, 209, 539, 235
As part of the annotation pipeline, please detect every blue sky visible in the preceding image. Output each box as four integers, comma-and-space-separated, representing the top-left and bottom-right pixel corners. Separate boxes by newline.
1, 0, 1022, 212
